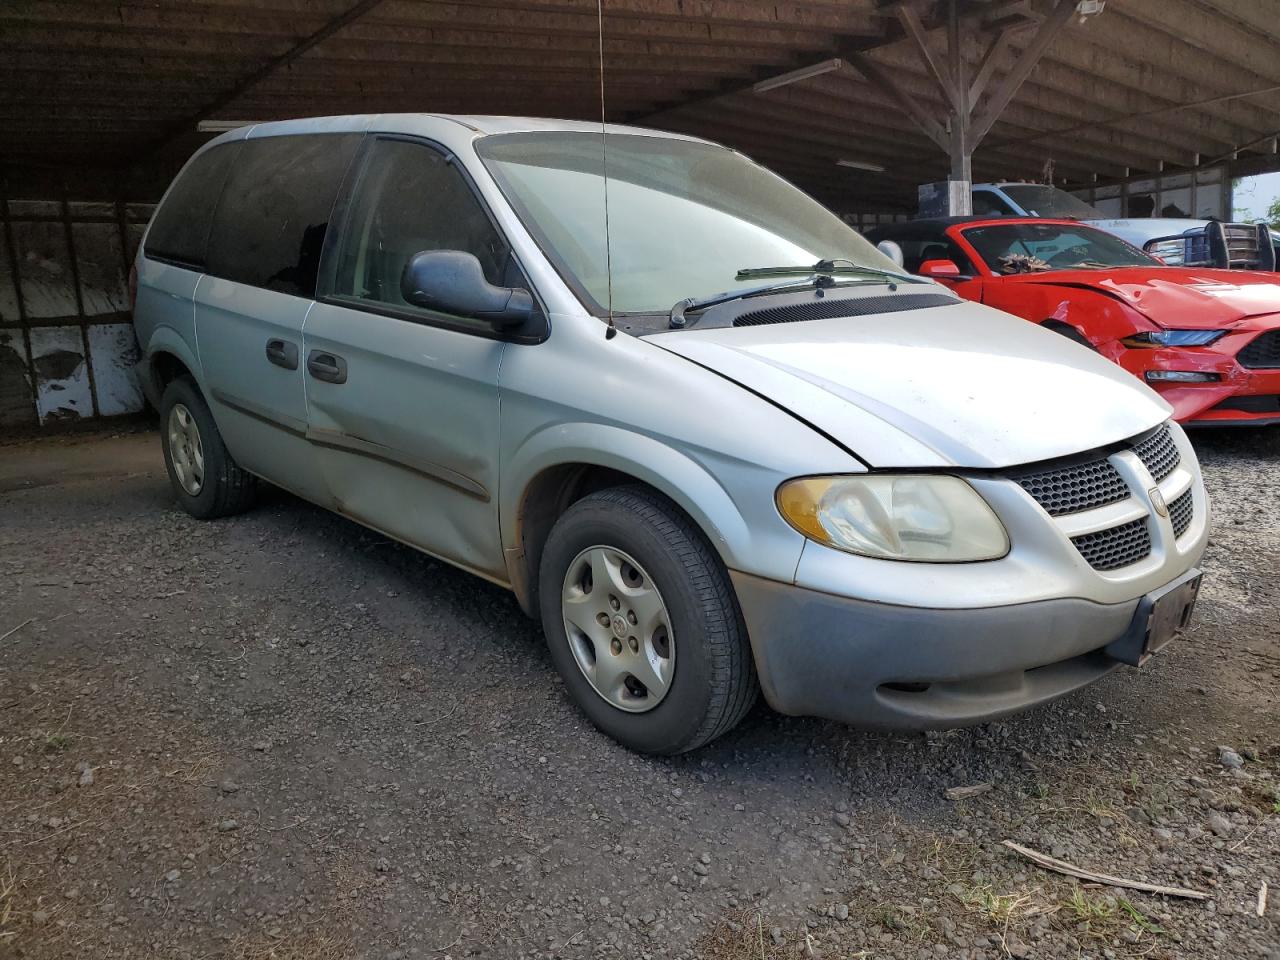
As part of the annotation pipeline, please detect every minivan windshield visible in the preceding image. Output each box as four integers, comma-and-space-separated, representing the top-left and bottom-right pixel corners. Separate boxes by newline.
475, 132, 908, 315
999, 184, 1102, 220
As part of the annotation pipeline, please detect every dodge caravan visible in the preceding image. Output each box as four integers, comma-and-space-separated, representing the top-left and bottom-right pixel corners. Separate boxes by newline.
133, 115, 1208, 754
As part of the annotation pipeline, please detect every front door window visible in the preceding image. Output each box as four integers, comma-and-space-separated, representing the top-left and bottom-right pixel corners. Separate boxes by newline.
329, 139, 511, 324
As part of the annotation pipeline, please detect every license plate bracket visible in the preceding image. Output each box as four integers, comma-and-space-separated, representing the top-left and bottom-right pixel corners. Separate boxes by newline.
1106, 568, 1202, 667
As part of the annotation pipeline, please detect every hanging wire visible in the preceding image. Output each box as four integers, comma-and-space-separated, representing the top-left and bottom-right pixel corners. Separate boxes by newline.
597, 0, 617, 339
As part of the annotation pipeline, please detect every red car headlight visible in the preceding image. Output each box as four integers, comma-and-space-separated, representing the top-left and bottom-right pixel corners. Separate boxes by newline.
1121, 330, 1227, 348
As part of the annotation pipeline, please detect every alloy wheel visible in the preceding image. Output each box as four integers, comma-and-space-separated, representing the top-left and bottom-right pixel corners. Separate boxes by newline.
167, 402, 205, 496
560, 545, 675, 712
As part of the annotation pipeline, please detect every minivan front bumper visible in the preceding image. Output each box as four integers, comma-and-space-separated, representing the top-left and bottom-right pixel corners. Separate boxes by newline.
731, 570, 1177, 729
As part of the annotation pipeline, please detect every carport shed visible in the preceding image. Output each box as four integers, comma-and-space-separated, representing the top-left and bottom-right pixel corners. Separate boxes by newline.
2, 0, 1279, 428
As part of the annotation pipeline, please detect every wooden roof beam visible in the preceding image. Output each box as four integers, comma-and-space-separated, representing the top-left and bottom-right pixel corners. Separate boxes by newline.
137, 0, 390, 159
969, 0, 1075, 145
845, 51, 948, 150
896, 2, 961, 113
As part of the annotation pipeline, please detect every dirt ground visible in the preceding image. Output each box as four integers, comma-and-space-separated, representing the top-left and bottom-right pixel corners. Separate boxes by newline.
1, 425, 1277, 960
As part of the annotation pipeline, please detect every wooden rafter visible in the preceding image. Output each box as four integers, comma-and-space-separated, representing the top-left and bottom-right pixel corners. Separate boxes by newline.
968, 27, 1015, 106
140, 0, 391, 158
847, 51, 949, 151
896, 3, 959, 112
969, 0, 1076, 145
4, 0, 1280, 210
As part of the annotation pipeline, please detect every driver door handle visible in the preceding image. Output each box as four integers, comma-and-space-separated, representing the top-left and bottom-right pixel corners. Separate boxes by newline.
307, 350, 348, 384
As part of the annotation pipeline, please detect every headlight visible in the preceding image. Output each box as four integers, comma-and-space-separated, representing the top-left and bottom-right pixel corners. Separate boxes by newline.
1121, 330, 1226, 348
1145, 238, 1187, 265
776, 475, 1009, 562
1144, 234, 1211, 266
1144, 370, 1221, 383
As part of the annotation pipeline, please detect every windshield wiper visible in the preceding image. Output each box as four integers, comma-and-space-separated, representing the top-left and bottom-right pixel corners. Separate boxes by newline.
735, 258, 924, 285
668, 260, 927, 329
669, 277, 831, 328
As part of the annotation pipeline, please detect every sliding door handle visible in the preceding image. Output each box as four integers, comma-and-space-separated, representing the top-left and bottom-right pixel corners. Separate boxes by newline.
265, 338, 299, 370
307, 350, 348, 384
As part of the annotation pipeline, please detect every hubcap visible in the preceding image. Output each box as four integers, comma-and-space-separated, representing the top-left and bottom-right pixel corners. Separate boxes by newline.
561, 546, 675, 713
167, 403, 205, 496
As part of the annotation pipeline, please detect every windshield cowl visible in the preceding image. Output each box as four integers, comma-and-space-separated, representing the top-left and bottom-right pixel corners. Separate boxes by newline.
651, 283, 962, 335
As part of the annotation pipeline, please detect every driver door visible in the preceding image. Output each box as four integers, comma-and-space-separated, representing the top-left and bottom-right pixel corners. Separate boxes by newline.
302, 136, 514, 580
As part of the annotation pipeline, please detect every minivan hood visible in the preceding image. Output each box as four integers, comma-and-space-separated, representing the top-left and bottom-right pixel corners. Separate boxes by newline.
1004, 267, 1280, 328
650, 300, 1169, 469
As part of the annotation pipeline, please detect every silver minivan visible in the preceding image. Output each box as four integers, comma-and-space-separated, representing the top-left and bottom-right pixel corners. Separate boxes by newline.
133, 114, 1208, 754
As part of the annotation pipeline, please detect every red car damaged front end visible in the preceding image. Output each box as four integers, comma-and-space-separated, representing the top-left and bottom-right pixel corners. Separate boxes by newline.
1116, 317, 1280, 426
935, 219, 1280, 427
1069, 271, 1280, 426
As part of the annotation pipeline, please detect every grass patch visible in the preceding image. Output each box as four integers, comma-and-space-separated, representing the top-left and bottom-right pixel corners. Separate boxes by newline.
873, 903, 932, 941
1065, 887, 1115, 926
1063, 889, 1166, 944
1122, 774, 1177, 824
1239, 780, 1280, 816
956, 884, 1038, 926
920, 836, 980, 878
1080, 790, 1125, 823
41, 731, 73, 753
695, 909, 791, 960
1117, 898, 1165, 935
227, 931, 352, 960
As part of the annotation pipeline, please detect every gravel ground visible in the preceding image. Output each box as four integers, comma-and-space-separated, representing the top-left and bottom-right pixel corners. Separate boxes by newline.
1, 425, 1277, 960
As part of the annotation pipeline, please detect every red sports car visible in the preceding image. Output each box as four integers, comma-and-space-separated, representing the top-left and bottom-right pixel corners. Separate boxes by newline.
866, 217, 1280, 426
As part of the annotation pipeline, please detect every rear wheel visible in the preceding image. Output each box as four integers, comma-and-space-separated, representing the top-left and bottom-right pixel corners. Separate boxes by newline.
538, 485, 757, 755
159, 376, 256, 520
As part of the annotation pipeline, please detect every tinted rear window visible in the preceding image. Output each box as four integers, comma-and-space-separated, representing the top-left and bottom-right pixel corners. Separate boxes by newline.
206, 134, 362, 298
144, 142, 240, 267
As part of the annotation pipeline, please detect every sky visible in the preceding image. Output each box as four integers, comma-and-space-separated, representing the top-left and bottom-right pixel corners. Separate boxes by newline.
1232, 171, 1280, 222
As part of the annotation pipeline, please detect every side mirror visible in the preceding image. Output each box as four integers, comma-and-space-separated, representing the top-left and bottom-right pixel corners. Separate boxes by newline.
400, 250, 533, 328
876, 240, 904, 267
917, 258, 965, 280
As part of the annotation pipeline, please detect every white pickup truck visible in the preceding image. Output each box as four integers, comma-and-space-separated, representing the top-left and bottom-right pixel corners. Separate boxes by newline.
972, 182, 1275, 272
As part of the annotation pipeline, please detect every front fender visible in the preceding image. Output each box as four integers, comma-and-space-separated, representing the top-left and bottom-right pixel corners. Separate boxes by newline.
501, 420, 807, 587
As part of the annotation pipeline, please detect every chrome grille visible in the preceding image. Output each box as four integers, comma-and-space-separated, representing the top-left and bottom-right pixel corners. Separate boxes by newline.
1238, 330, 1280, 369
1013, 459, 1129, 516
1169, 488, 1194, 539
1071, 517, 1152, 572
1131, 425, 1179, 482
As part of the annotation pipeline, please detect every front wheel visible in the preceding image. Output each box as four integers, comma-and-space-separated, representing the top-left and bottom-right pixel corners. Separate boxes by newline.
1042, 321, 1096, 350
538, 486, 757, 755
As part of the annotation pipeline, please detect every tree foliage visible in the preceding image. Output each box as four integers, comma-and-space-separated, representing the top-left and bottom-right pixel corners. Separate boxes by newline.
1267, 195, 1280, 229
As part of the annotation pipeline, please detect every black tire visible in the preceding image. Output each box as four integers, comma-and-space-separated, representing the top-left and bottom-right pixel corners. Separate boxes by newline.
1043, 321, 1096, 350
538, 485, 757, 755
159, 375, 256, 520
